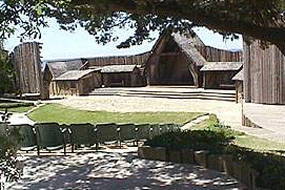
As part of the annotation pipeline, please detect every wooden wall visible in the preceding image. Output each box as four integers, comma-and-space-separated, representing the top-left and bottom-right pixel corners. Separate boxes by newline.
196, 46, 243, 62
203, 71, 237, 89
244, 40, 285, 105
88, 52, 150, 67
12, 42, 43, 96
102, 69, 144, 87
53, 72, 102, 96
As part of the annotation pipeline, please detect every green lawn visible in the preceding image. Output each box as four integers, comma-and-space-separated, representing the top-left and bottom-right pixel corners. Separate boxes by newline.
28, 103, 203, 125
0, 106, 35, 113
193, 114, 285, 153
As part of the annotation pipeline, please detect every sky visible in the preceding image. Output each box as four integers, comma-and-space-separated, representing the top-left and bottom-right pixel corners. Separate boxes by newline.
4, 19, 243, 61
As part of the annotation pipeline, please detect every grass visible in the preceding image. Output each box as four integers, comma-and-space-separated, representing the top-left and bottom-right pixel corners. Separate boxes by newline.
193, 114, 285, 153
28, 103, 203, 125
0, 106, 35, 113
0, 101, 35, 113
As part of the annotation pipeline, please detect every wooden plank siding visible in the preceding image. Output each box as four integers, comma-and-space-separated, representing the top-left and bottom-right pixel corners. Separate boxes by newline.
11, 42, 43, 97
195, 46, 243, 62
244, 40, 285, 105
87, 52, 150, 67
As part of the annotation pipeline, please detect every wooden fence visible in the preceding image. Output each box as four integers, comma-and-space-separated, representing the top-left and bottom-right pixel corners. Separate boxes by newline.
196, 45, 243, 62
244, 40, 285, 105
87, 52, 151, 66
12, 42, 43, 95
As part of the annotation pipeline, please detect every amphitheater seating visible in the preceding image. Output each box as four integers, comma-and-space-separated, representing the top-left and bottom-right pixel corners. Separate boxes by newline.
10, 122, 181, 155
96, 123, 119, 145
69, 123, 97, 152
118, 124, 136, 146
35, 123, 68, 155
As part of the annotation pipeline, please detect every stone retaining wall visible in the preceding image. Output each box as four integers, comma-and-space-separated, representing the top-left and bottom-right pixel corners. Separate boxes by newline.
138, 146, 261, 190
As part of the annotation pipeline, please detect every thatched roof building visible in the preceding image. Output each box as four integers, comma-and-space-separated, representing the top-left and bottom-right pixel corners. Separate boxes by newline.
145, 29, 243, 88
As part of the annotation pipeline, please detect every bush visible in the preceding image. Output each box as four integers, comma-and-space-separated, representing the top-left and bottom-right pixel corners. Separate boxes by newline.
145, 129, 234, 153
0, 123, 22, 185
226, 145, 285, 190
0, 50, 15, 95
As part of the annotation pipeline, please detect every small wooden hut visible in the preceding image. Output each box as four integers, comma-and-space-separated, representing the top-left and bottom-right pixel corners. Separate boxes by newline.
44, 59, 88, 96
200, 62, 243, 89
53, 69, 101, 96
100, 65, 144, 87
232, 69, 244, 103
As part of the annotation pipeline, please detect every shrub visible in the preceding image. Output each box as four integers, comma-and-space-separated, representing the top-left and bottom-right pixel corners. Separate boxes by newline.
0, 123, 22, 186
226, 145, 285, 190
145, 129, 234, 153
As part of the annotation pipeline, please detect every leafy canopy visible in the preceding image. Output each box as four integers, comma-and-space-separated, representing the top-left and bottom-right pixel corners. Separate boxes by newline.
0, 0, 285, 48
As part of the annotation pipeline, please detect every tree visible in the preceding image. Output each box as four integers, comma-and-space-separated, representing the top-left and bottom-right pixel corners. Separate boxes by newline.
0, 46, 15, 96
0, 0, 285, 49
0, 124, 22, 189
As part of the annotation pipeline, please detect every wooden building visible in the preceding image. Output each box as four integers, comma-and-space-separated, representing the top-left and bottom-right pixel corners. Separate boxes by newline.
100, 65, 145, 87
53, 69, 101, 96
145, 30, 206, 86
87, 52, 150, 67
43, 59, 88, 96
200, 62, 243, 89
232, 69, 244, 103
244, 39, 285, 105
145, 30, 243, 88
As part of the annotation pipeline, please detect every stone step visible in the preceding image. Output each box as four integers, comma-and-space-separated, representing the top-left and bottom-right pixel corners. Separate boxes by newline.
89, 89, 236, 102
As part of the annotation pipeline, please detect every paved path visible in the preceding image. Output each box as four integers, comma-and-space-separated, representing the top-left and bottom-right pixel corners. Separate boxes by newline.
181, 114, 210, 130
7, 113, 35, 125
7, 149, 246, 190
242, 103, 285, 143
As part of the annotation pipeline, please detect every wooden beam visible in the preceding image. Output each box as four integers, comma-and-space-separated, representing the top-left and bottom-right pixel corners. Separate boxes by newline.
159, 52, 179, 56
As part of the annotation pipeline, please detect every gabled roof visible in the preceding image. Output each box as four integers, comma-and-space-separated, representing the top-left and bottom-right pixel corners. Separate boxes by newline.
54, 69, 100, 81
147, 29, 207, 67
47, 59, 86, 78
100, 65, 138, 73
232, 68, 244, 81
172, 32, 206, 66
200, 62, 243, 71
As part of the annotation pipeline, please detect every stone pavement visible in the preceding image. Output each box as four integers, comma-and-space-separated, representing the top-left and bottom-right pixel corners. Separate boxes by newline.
7, 148, 247, 190
242, 103, 285, 144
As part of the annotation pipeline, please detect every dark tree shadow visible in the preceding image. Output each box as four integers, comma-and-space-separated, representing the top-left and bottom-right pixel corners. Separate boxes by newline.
7, 151, 245, 190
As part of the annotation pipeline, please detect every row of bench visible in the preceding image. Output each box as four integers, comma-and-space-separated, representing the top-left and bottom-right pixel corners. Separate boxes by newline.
4, 122, 181, 155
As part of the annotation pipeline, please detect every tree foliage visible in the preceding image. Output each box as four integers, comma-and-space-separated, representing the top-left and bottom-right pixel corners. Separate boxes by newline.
0, 47, 15, 95
0, 124, 22, 186
0, 0, 285, 48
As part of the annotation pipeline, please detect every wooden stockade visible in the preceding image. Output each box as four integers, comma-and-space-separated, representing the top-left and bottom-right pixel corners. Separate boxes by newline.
196, 45, 243, 62
12, 42, 43, 98
87, 52, 151, 66
244, 39, 285, 105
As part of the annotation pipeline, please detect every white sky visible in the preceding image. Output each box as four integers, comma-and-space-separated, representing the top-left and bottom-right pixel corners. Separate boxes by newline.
4, 19, 243, 61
